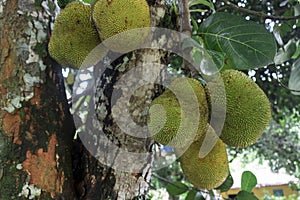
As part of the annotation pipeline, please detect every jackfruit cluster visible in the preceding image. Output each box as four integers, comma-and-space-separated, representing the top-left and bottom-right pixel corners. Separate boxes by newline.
48, 2, 101, 69
147, 78, 229, 189
207, 69, 271, 148
148, 70, 271, 190
92, 0, 150, 52
48, 0, 151, 68
147, 77, 209, 150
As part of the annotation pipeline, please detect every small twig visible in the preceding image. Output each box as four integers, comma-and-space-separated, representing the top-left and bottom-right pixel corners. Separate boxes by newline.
221, 0, 300, 21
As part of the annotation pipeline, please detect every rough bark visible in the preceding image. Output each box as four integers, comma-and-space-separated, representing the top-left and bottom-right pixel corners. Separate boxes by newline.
72, 1, 168, 199
0, 0, 76, 199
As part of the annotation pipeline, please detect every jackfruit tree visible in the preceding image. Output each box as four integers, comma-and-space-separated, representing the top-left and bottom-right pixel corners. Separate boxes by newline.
0, 0, 299, 199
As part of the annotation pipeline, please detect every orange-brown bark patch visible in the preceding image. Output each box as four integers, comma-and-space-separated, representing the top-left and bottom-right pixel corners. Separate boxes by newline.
22, 134, 64, 195
2, 112, 22, 144
29, 87, 43, 109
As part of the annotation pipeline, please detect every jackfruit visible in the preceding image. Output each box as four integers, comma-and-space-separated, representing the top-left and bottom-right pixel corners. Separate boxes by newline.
179, 125, 229, 190
207, 69, 271, 148
92, 0, 150, 53
147, 78, 209, 150
48, 2, 102, 69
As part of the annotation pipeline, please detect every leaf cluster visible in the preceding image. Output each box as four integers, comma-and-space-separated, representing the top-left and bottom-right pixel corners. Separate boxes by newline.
155, 0, 300, 199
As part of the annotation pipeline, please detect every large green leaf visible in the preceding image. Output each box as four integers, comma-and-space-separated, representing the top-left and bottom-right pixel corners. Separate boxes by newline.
199, 12, 277, 70
166, 181, 189, 195
288, 57, 300, 95
241, 171, 257, 192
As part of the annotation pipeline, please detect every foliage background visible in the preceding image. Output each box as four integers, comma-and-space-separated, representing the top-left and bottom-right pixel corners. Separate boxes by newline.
138, 0, 300, 199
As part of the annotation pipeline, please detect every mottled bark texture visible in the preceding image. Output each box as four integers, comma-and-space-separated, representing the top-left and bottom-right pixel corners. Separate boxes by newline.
0, 0, 76, 199
72, 1, 168, 199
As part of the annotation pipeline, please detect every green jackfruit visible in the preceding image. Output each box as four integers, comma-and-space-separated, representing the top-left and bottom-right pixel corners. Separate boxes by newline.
208, 69, 271, 148
48, 2, 101, 69
92, 0, 150, 53
179, 125, 229, 190
147, 78, 209, 150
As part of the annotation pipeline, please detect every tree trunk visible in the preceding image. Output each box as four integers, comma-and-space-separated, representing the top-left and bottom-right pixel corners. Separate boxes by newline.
72, 1, 168, 199
0, 0, 76, 199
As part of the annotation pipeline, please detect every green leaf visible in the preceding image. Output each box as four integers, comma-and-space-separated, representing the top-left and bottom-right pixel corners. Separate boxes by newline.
288, 57, 300, 95
172, 0, 178, 15
185, 190, 197, 200
199, 12, 277, 70
215, 173, 234, 192
292, 41, 300, 59
191, 16, 199, 32
170, 55, 183, 69
185, 190, 206, 200
166, 181, 189, 196
236, 191, 259, 200
189, 0, 215, 12
241, 171, 257, 192
58, 0, 73, 8
274, 39, 297, 65
206, 49, 227, 70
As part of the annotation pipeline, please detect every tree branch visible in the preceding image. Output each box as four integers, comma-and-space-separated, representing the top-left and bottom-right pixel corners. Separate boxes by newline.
178, 0, 198, 77
178, 0, 192, 36
221, 0, 300, 21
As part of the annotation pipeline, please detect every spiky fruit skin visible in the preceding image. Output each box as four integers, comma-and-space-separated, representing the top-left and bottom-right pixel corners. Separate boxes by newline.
179, 125, 229, 190
147, 78, 209, 150
92, 0, 150, 53
208, 69, 271, 148
48, 2, 101, 69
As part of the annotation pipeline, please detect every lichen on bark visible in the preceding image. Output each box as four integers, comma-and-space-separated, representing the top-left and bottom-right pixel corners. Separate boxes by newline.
0, 0, 75, 199
0, 0, 60, 114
